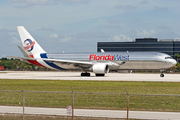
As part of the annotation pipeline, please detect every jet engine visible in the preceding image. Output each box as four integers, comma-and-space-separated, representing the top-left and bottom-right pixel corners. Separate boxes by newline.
90, 63, 109, 76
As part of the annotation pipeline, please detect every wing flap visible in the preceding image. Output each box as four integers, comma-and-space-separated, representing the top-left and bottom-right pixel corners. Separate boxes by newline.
43, 58, 93, 69
43, 58, 93, 65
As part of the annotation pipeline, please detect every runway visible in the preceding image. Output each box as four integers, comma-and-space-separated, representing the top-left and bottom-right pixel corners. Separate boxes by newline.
0, 71, 180, 82
0, 106, 180, 120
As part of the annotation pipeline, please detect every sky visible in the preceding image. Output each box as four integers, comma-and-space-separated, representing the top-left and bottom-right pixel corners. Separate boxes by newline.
0, 0, 180, 58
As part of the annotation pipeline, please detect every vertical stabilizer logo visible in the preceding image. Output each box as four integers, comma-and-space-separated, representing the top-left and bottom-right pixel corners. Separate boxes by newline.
24, 39, 35, 52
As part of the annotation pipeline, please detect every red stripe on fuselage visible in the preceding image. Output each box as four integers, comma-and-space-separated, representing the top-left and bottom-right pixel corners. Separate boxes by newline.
30, 55, 34, 58
27, 55, 47, 68
27, 60, 47, 68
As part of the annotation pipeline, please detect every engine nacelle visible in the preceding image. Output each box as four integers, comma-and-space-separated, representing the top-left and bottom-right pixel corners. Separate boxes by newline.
91, 63, 109, 74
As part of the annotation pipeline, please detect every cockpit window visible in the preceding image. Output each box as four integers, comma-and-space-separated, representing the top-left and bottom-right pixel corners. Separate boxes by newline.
165, 57, 173, 59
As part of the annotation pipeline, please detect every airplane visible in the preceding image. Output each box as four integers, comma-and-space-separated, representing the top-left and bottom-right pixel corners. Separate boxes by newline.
7, 26, 177, 77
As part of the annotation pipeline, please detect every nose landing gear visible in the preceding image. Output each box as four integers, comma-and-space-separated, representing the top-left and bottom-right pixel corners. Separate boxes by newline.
160, 73, 164, 77
160, 70, 164, 77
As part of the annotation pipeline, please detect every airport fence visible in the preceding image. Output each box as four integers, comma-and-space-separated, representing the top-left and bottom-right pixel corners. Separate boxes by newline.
0, 88, 180, 119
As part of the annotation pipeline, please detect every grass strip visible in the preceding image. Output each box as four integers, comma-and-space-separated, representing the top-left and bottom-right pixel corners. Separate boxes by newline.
0, 79, 180, 112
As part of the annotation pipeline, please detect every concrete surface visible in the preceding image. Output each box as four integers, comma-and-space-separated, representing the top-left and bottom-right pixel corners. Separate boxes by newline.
0, 71, 180, 82
0, 106, 180, 120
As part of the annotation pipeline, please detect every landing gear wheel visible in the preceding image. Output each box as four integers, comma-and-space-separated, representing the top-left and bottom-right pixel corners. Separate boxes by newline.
160, 69, 164, 78
81, 73, 90, 76
95, 74, 105, 76
160, 74, 164, 77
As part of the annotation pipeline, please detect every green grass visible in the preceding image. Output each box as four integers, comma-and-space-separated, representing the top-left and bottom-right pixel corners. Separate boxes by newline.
0, 79, 180, 112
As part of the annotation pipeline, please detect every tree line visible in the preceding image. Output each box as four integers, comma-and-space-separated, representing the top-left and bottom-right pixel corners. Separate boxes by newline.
0, 58, 52, 71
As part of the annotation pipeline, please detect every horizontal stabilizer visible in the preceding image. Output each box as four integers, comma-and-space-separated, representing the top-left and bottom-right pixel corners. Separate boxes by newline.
6, 55, 36, 61
18, 45, 29, 57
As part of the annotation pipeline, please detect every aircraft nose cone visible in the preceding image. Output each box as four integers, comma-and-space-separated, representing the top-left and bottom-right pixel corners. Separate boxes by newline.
172, 60, 177, 66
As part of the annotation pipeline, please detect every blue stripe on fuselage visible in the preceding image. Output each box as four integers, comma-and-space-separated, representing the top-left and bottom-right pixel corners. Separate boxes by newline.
40, 53, 66, 70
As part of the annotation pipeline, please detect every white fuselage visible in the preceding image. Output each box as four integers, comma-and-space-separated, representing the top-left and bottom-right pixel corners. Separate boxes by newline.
34, 52, 176, 71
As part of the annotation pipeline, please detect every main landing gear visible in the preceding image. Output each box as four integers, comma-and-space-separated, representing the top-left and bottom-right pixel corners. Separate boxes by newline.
81, 72, 90, 76
80, 72, 105, 77
160, 70, 164, 77
95, 74, 105, 76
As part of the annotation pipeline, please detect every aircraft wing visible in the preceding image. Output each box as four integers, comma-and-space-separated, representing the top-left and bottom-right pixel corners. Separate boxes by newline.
42, 58, 93, 68
43, 58, 92, 65
43, 58, 121, 69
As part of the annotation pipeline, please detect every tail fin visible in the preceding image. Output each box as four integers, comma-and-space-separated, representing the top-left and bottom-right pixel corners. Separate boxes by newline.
17, 26, 46, 56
